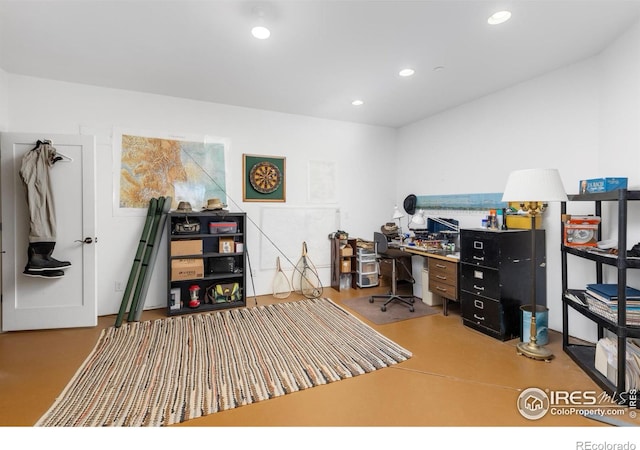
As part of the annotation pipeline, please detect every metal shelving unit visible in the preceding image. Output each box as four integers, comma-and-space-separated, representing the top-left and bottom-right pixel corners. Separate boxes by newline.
561, 189, 640, 400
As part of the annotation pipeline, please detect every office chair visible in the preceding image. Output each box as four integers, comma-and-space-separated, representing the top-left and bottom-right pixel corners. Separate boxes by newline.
369, 232, 415, 312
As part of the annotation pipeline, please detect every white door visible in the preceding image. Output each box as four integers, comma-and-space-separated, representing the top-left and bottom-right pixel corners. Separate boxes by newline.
1, 133, 96, 331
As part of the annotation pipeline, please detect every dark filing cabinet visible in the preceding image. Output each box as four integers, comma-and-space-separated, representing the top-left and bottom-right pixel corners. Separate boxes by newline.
460, 228, 546, 341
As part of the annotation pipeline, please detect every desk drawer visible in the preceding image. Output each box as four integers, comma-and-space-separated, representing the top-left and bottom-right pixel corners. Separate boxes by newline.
428, 258, 457, 280
429, 278, 457, 300
460, 264, 500, 299
429, 268, 457, 286
428, 257, 458, 301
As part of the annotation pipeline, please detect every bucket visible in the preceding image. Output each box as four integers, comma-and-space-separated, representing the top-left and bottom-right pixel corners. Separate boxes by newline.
520, 304, 549, 346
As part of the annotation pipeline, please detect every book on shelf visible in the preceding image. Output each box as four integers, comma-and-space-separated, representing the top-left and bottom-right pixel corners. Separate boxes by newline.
584, 291, 640, 310
564, 290, 588, 307
583, 294, 640, 325
586, 283, 640, 300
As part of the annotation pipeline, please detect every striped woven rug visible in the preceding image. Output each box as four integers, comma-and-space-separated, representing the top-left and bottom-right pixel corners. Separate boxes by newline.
36, 298, 412, 426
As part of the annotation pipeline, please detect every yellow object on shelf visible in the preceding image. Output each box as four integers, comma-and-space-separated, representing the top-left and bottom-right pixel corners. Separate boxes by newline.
505, 215, 542, 229
504, 201, 542, 229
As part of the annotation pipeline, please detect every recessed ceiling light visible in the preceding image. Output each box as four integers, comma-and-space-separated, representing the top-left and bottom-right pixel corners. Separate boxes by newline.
351, 100, 364, 106
487, 10, 512, 25
399, 68, 415, 77
251, 5, 271, 39
251, 26, 271, 39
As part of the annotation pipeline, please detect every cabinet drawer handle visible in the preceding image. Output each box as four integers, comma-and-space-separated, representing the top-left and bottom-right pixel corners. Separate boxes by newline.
436, 275, 448, 280
473, 256, 485, 261
474, 299, 484, 309
474, 314, 485, 321
473, 241, 484, 250
435, 263, 446, 269
473, 284, 484, 291
436, 287, 448, 292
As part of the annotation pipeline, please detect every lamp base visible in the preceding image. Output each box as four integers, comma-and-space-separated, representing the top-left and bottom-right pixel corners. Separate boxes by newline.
516, 341, 554, 362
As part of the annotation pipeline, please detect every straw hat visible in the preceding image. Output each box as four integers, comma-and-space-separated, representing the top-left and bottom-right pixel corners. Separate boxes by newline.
203, 198, 227, 210
175, 201, 192, 212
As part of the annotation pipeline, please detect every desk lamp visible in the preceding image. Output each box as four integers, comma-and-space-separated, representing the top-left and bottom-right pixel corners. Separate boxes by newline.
501, 168, 567, 361
409, 210, 427, 229
393, 206, 405, 240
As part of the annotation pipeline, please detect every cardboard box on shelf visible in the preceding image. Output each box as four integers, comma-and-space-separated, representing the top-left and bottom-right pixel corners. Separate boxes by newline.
340, 246, 353, 257
340, 259, 351, 273
171, 239, 202, 256
564, 215, 600, 247
219, 237, 235, 253
171, 258, 204, 281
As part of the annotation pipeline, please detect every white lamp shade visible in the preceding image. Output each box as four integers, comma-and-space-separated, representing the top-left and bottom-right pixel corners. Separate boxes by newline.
501, 168, 568, 202
410, 211, 427, 228
392, 206, 404, 220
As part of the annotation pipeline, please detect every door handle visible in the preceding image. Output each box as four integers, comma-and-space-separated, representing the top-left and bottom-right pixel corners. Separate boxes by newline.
75, 237, 93, 244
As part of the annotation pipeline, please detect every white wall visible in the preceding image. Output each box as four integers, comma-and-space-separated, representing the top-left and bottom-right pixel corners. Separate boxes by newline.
396, 19, 640, 342
599, 19, 640, 178
597, 18, 640, 249
0, 68, 8, 132
4, 19, 640, 337
596, 18, 640, 334
6, 76, 396, 315
0, 67, 6, 330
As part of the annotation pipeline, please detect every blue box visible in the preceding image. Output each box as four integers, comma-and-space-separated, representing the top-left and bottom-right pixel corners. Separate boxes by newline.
579, 177, 628, 194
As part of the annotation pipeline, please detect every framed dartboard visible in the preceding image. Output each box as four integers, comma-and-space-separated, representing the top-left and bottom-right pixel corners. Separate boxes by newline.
243, 154, 286, 202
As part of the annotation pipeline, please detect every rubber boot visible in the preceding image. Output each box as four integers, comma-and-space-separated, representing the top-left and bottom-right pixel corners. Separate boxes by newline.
24, 242, 71, 271
23, 267, 65, 278
41, 242, 72, 270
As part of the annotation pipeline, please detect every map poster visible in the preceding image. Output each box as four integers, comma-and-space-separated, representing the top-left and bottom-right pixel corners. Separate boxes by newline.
113, 129, 228, 216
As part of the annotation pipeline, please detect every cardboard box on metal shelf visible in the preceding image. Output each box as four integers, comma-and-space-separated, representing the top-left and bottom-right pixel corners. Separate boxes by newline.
564, 215, 600, 247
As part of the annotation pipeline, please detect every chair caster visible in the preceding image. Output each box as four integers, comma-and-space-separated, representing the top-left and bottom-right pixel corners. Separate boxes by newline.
369, 298, 374, 303
381, 305, 387, 312
409, 307, 415, 312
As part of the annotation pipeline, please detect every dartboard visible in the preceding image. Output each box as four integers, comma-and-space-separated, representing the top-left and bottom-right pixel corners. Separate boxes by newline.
249, 161, 282, 194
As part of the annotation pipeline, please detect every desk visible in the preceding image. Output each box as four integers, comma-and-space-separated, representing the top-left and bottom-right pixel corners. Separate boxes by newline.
402, 246, 460, 315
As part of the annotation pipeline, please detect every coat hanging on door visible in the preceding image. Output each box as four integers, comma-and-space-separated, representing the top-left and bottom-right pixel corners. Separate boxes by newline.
19, 140, 72, 278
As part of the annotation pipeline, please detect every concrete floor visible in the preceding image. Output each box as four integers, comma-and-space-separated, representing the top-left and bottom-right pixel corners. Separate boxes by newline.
1, 285, 638, 446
